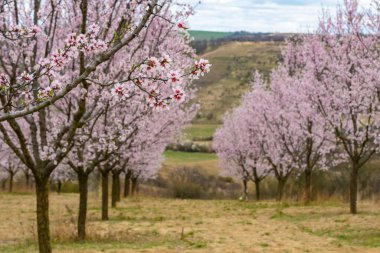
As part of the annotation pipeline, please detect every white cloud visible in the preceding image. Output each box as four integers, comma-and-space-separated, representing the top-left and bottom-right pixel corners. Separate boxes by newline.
185, 0, 373, 32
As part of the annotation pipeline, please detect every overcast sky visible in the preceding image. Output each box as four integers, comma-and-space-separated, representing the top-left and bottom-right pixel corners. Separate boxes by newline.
185, 0, 372, 33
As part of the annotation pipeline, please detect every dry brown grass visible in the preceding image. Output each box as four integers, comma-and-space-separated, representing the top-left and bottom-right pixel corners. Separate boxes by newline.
0, 192, 380, 252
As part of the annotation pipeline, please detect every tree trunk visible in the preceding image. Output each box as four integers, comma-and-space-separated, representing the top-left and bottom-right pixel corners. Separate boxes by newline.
1, 178, 6, 191
57, 180, 62, 194
276, 179, 286, 202
77, 173, 88, 240
254, 180, 260, 201
124, 170, 131, 198
25, 172, 30, 188
9, 172, 14, 192
304, 169, 312, 204
111, 172, 120, 207
101, 171, 109, 220
350, 164, 359, 214
131, 177, 138, 196
242, 179, 248, 201
35, 178, 52, 253
115, 173, 120, 202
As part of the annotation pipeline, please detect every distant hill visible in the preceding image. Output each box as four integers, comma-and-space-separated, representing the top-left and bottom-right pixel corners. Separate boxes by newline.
189, 30, 289, 55
188, 30, 233, 41
192, 41, 283, 125
224, 31, 291, 42
189, 30, 291, 42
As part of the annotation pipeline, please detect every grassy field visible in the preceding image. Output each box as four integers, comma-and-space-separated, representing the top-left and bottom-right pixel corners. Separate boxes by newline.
188, 30, 233, 41
1, 193, 380, 252
183, 124, 220, 141
193, 41, 282, 124
163, 151, 218, 176
164, 151, 217, 165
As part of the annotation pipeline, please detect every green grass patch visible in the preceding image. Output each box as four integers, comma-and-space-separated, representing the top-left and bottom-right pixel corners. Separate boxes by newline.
238, 202, 272, 214
183, 124, 219, 140
0, 191, 34, 196
0, 240, 38, 253
259, 242, 270, 247
306, 228, 380, 248
111, 214, 166, 223
0, 232, 194, 252
270, 210, 343, 222
164, 151, 217, 165
188, 30, 233, 41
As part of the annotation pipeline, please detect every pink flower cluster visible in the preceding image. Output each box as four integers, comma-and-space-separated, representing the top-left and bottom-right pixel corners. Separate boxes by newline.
191, 59, 212, 79
8, 24, 108, 101
111, 56, 211, 110
9, 24, 42, 37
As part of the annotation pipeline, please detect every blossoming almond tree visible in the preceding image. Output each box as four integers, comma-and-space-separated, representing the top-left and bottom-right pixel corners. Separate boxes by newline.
244, 80, 297, 201
97, 97, 197, 220
0, 1, 142, 250
117, 102, 198, 196
0, 1, 211, 252
60, 0, 206, 240
286, 0, 380, 213
0, 0, 209, 120
214, 105, 270, 201
216, 72, 331, 202
214, 73, 271, 200
267, 65, 334, 203
216, 0, 380, 207
50, 164, 75, 194
0, 152, 21, 192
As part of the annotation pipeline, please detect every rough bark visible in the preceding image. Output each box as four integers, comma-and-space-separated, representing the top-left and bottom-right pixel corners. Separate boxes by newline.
57, 180, 62, 194
304, 170, 312, 204
115, 174, 120, 202
1, 179, 6, 191
9, 172, 14, 192
101, 171, 109, 220
254, 180, 260, 201
111, 172, 120, 207
350, 163, 359, 214
251, 166, 264, 201
77, 173, 88, 240
242, 179, 248, 201
276, 179, 286, 202
25, 172, 30, 188
131, 177, 138, 196
35, 178, 52, 253
124, 170, 131, 198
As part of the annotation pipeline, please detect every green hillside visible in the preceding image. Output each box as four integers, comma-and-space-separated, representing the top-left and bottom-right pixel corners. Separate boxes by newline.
192, 41, 283, 126
188, 30, 233, 41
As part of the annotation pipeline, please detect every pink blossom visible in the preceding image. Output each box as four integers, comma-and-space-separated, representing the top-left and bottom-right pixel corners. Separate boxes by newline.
144, 57, 160, 72
159, 55, 171, 68
177, 21, 189, 30
172, 87, 185, 103
168, 70, 182, 85
19, 71, 33, 82
112, 83, 129, 99
30, 25, 42, 34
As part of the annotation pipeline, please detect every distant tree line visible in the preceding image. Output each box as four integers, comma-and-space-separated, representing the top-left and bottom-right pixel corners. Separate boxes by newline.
191, 32, 289, 54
